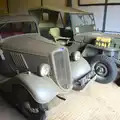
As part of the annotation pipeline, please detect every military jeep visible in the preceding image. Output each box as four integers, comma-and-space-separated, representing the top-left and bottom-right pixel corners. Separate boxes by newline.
29, 6, 118, 84
0, 15, 96, 120
29, 6, 95, 54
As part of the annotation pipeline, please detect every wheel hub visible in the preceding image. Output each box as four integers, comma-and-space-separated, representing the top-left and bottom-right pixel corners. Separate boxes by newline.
24, 102, 39, 113
95, 63, 108, 77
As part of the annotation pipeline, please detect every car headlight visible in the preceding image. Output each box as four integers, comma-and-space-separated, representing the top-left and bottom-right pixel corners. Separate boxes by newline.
73, 51, 81, 61
39, 64, 50, 77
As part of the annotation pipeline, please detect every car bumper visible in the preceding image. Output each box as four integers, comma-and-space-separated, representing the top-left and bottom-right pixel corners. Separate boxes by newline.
73, 71, 96, 90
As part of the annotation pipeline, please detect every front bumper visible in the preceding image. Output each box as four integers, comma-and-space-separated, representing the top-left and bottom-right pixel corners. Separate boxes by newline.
73, 71, 96, 90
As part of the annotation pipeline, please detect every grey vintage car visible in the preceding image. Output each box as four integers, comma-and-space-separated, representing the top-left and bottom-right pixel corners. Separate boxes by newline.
29, 6, 117, 84
0, 15, 96, 120
0, 15, 73, 120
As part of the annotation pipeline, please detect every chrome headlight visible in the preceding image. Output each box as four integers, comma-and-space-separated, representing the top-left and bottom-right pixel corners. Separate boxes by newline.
39, 64, 50, 77
73, 51, 81, 61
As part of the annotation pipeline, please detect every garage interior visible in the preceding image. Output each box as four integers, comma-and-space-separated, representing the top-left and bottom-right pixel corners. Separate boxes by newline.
0, 0, 120, 120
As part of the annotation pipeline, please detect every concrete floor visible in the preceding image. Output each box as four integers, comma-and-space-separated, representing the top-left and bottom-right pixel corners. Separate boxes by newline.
47, 82, 120, 120
0, 82, 120, 120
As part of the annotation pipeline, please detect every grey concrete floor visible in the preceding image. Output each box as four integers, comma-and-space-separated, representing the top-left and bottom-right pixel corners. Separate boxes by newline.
47, 82, 120, 120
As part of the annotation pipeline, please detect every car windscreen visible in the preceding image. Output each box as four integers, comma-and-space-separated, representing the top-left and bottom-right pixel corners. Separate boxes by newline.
71, 14, 96, 33
0, 21, 38, 38
73, 14, 95, 26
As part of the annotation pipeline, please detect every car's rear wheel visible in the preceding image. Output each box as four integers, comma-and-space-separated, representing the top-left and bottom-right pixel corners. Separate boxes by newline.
90, 55, 118, 84
12, 85, 46, 120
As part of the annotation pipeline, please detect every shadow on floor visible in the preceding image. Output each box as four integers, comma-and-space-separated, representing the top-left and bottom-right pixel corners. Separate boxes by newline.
0, 94, 26, 120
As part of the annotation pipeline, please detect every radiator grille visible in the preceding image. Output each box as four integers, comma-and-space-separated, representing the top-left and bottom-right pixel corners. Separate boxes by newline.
51, 48, 72, 90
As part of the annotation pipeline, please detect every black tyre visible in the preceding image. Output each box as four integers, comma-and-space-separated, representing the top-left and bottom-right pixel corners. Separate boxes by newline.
12, 85, 46, 120
90, 55, 118, 84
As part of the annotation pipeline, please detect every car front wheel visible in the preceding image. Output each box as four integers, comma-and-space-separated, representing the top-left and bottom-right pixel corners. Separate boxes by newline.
12, 85, 46, 120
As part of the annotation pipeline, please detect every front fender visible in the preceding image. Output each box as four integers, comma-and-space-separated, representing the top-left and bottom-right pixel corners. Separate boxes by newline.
82, 44, 99, 57
71, 57, 91, 81
2, 73, 61, 104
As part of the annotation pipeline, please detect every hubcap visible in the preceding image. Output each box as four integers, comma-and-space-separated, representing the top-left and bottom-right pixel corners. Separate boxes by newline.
95, 63, 108, 77
24, 102, 39, 113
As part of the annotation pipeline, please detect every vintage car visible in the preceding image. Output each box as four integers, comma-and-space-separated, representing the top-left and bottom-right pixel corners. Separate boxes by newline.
0, 15, 96, 120
29, 6, 118, 84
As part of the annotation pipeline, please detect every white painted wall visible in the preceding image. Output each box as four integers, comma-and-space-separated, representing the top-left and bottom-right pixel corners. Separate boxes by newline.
106, 6, 120, 32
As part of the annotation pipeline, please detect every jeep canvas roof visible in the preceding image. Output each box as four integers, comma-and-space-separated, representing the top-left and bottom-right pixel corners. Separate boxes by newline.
36, 6, 90, 14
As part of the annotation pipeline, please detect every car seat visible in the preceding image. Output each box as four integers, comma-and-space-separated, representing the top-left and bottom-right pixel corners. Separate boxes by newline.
49, 28, 70, 45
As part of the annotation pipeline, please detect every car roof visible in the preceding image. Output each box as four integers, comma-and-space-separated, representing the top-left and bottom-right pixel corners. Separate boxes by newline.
40, 6, 91, 14
0, 15, 37, 24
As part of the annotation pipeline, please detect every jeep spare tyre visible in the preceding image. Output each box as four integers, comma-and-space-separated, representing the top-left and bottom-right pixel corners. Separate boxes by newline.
90, 55, 117, 84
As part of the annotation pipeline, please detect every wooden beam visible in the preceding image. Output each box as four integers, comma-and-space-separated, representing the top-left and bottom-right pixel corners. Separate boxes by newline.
78, 0, 120, 6
102, 0, 108, 32
66, 0, 72, 7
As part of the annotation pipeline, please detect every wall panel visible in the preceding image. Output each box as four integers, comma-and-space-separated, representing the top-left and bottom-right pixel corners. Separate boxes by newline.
8, 0, 66, 14
0, 0, 8, 14
108, 0, 120, 3
43, 0, 66, 7
8, 0, 42, 14
105, 6, 120, 32
72, 0, 79, 8
79, 0, 105, 5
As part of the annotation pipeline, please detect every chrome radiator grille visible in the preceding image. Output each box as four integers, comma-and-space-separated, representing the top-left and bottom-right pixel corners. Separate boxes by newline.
51, 48, 72, 90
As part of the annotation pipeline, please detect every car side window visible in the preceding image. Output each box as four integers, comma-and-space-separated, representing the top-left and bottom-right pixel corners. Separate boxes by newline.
0, 21, 38, 38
